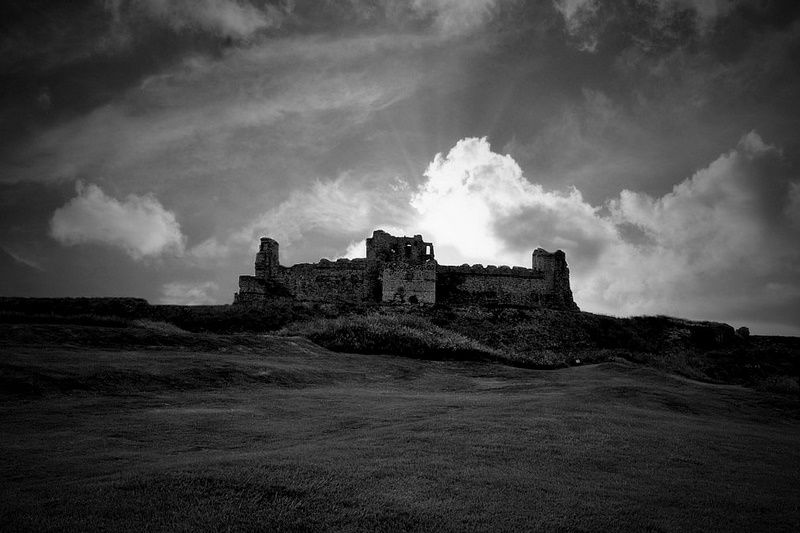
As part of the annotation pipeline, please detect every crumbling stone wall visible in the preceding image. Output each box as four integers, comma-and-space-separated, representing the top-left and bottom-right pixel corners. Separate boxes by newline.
275, 259, 368, 303
382, 262, 437, 304
236, 259, 369, 304
436, 265, 548, 307
234, 230, 578, 310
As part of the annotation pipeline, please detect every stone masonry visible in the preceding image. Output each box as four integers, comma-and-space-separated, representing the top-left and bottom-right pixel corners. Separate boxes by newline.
234, 230, 578, 310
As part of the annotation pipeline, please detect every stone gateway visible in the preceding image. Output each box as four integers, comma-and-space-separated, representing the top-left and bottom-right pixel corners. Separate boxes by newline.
234, 230, 578, 310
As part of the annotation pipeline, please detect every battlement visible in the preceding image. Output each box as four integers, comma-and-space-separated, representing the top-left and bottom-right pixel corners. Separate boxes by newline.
437, 264, 546, 278
234, 230, 578, 310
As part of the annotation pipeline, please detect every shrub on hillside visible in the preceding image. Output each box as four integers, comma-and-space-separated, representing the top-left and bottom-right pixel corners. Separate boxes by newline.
757, 375, 800, 396
0, 311, 129, 328
130, 319, 187, 335
281, 313, 501, 360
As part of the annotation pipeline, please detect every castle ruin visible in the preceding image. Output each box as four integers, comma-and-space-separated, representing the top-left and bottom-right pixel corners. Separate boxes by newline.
234, 230, 578, 310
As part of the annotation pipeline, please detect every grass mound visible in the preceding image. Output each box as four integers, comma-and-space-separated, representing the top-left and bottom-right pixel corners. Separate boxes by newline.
2, 297, 797, 392
282, 313, 502, 360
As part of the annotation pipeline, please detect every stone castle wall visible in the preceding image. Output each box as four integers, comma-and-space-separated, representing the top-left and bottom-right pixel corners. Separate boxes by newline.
382, 262, 437, 304
275, 259, 368, 303
236, 258, 369, 304
436, 265, 551, 307
234, 230, 578, 310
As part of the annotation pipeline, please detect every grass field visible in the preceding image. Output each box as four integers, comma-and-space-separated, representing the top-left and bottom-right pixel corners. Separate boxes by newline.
1, 323, 799, 532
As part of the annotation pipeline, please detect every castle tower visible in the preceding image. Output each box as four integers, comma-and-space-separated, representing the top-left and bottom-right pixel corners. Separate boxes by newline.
366, 230, 434, 264
532, 248, 578, 310
365, 230, 436, 304
255, 237, 280, 280
532, 248, 556, 285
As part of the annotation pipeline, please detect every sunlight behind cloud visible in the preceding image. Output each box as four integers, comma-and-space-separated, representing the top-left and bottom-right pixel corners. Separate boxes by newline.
408, 134, 800, 332
411, 137, 615, 267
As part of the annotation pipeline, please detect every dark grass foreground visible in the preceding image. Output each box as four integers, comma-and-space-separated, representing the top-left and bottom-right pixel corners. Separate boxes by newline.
2, 323, 799, 532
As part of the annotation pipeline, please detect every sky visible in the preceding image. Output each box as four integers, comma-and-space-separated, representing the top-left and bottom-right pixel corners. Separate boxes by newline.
1, 0, 799, 335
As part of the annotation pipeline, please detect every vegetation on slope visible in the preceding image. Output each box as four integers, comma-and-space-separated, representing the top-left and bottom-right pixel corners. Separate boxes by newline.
280, 313, 501, 361
1, 296, 798, 394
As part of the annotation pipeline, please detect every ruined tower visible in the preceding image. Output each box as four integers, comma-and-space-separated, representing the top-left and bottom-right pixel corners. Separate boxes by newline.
531, 248, 576, 309
366, 230, 437, 304
255, 238, 280, 280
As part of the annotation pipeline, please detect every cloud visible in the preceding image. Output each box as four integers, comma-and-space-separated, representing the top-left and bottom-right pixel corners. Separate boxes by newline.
408, 135, 800, 333
552, 0, 600, 52
4, 32, 427, 187
655, 0, 736, 31
411, 0, 502, 37
112, 0, 279, 39
50, 182, 185, 260
160, 281, 219, 305
788, 182, 800, 229
229, 172, 413, 263
553, 0, 743, 53
503, 88, 645, 199
184, 132, 797, 334
184, 168, 415, 268
597, 131, 800, 318
0, 246, 45, 272
410, 136, 617, 267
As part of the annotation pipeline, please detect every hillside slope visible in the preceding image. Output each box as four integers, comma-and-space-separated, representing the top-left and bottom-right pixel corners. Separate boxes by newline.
1, 322, 799, 532
1, 296, 798, 393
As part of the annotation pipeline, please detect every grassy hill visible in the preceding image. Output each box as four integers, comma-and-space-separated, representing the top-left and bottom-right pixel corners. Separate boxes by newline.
2, 297, 798, 394
1, 321, 799, 532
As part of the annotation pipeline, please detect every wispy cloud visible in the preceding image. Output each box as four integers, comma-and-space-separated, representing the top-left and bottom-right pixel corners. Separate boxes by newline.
0, 246, 46, 272
552, 0, 601, 52
50, 182, 185, 260
191, 170, 413, 265
4, 32, 428, 187
553, 0, 744, 53
411, 0, 503, 37
106, 0, 282, 39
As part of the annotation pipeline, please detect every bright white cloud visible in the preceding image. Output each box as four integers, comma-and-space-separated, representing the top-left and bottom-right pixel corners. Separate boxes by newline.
408, 135, 800, 332
160, 281, 219, 305
594, 131, 799, 317
194, 133, 798, 333
50, 182, 185, 260
411, 137, 616, 267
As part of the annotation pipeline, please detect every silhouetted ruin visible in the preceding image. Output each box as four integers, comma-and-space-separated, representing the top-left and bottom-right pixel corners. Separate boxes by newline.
234, 230, 578, 310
